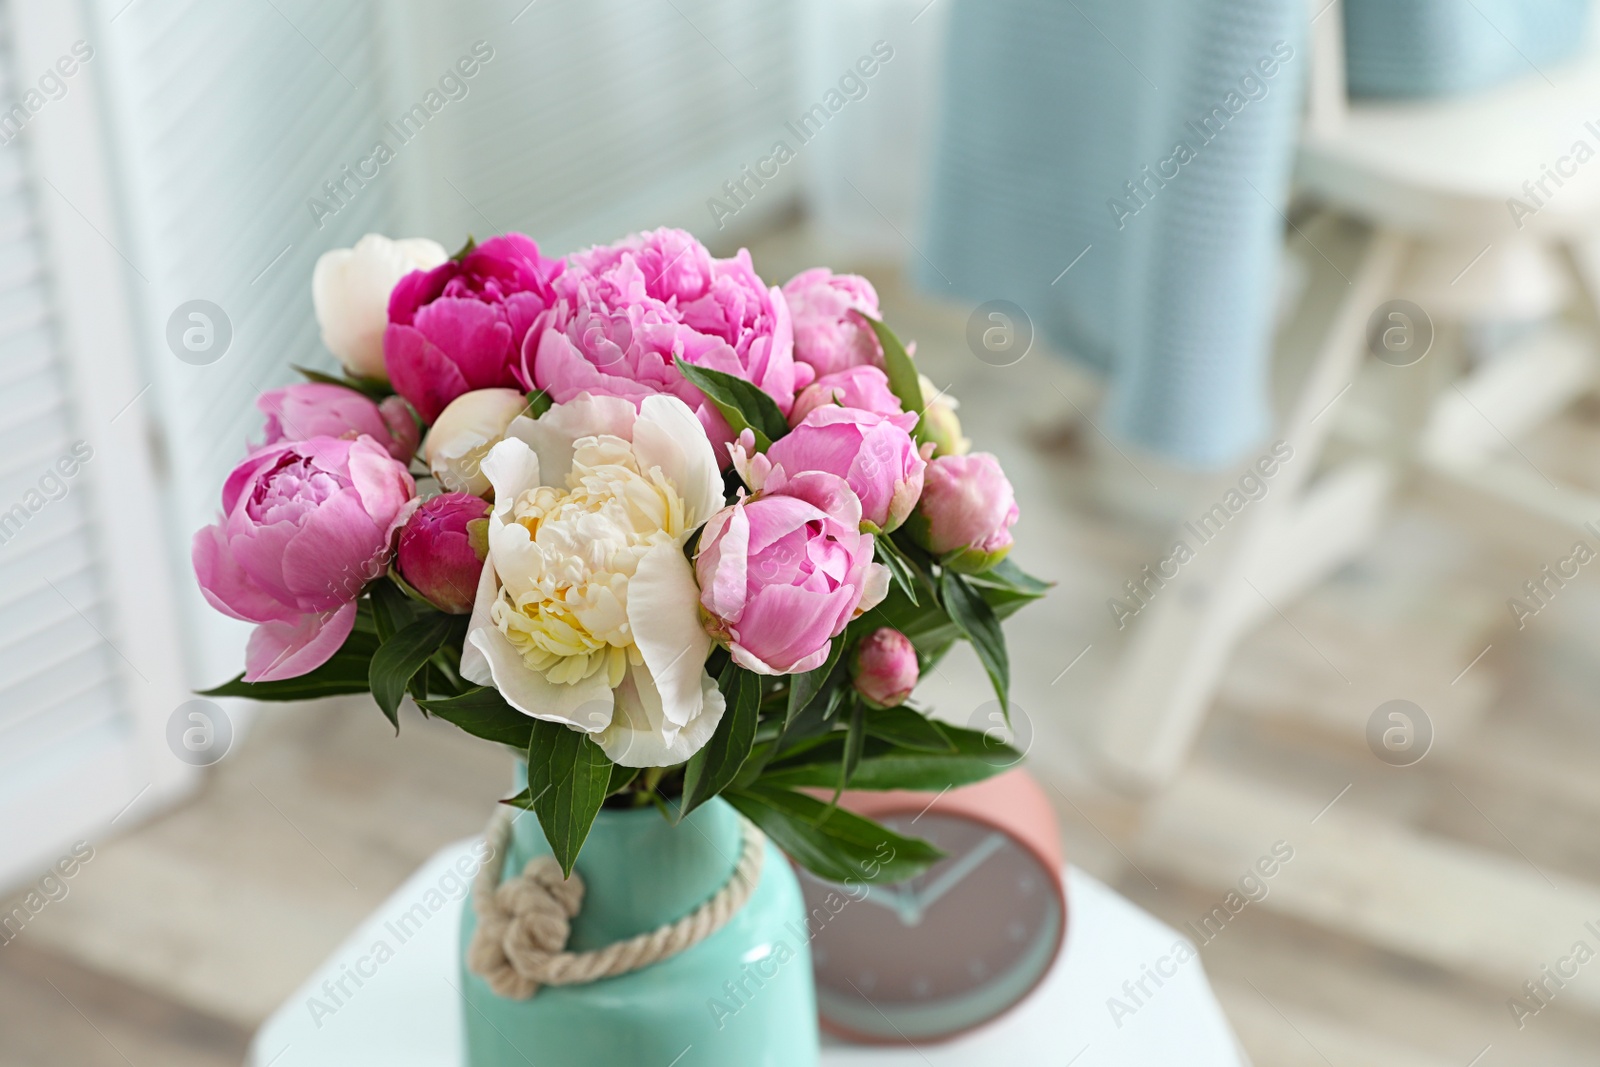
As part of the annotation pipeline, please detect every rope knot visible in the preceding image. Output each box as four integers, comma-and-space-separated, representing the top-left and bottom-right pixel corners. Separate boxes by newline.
466, 808, 766, 1000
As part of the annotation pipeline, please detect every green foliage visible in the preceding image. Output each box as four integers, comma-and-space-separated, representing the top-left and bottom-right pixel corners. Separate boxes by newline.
674, 357, 788, 449
727, 785, 944, 883
291, 364, 393, 401
506, 720, 614, 877
860, 316, 926, 441
680, 661, 762, 819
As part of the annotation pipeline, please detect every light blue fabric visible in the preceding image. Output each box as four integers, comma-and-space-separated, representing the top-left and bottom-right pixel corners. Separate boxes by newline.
1344, 0, 1590, 99
920, 0, 1305, 467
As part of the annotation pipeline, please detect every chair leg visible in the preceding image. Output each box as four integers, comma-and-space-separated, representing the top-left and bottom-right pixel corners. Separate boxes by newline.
1094, 227, 1409, 794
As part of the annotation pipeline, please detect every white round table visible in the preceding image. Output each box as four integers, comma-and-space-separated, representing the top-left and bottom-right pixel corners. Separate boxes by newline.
249, 839, 1247, 1066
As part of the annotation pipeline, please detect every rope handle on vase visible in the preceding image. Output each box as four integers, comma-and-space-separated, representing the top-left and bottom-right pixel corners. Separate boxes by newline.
465, 804, 767, 1000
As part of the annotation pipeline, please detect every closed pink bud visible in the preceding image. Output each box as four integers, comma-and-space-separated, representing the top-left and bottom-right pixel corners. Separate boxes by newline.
852, 628, 918, 708
788, 365, 903, 427
907, 452, 1018, 573
765, 406, 925, 532
396, 492, 490, 614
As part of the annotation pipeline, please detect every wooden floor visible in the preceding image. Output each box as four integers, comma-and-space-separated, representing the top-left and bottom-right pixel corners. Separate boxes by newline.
7, 223, 1600, 1065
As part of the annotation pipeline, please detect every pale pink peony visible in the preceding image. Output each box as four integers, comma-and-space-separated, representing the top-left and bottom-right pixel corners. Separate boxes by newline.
192, 436, 417, 681
738, 407, 926, 533
907, 452, 1018, 573
528, 228, 806, 458
695, 469, 888, 675
788, 365, 903, 426
781, 268, 882, 378
256, 382, 419, 463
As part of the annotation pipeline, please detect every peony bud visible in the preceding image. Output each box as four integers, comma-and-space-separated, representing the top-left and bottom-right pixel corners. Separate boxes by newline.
918, 374, 970, 458
907, 452, 1018, 573
422, 388, 529, 497
396, 493, 491, 614
312, 234, 447, 381
851, 627, 918, 708
789, 365, 904, 427
257, 382, 420, 464
762, 407, 926, 533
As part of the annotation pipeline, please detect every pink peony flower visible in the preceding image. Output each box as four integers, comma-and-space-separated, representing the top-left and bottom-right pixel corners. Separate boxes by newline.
396, 492, 490, 614
257, 381, 420, 463
781, 268, 882, 378
907, 452, 1019, 573
528, 228, 806, 458
740, 407, 926, 533
192, 436, 417, 681
384, 234, 564, 424
852, 627, 919, 708
695, 469, 888, 675
788, 365, 903, 426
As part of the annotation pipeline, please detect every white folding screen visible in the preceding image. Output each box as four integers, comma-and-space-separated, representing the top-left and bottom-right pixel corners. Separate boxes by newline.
0, 0, 190, 889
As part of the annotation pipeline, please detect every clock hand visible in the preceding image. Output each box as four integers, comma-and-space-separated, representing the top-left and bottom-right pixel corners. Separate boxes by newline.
902, 832, 1008, 924
854, 881, 917, 920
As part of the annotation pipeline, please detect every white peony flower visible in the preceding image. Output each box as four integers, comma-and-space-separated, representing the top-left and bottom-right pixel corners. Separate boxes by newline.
312, 233, 447, 381
460, 393, 727, 767
423, 388, 529, 497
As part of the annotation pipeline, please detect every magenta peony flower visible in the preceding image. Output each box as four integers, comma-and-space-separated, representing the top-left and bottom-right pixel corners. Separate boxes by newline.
384, 234, 564, 424
257, 381, 419, 463
788, 365, 904, 426
193, 436, 417, 681
529, 228, 805, 458
696, 470, 887, 675
781, 268, 882, 378
747, 407, 926, 533
907, 452, 1019, 573
852, 627, 919, 708
396, 492, 490, 614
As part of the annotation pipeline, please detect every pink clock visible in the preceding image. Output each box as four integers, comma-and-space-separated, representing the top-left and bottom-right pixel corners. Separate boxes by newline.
796, 769, 1067, 1044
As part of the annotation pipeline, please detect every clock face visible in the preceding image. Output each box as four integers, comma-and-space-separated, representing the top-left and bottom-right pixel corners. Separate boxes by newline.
797, 812, 1063, 1042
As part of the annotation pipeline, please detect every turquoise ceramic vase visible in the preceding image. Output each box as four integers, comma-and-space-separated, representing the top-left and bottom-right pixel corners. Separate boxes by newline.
457, 770, 819, 1066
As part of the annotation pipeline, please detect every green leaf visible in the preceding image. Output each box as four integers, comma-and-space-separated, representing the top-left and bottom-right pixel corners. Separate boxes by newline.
369, 612, 460, 728
291, 364, 393, 401
680, 662, 762, 818
370, 578, 420, 642
198, 626, 379, 701
524, 389, 554, 420
970, 557, 1052, 596
727, 785, 943, 883
860, 316, 925, 437
451, 235, 478, 261
674, 357, 788, 449
863, 705, 956, 753
515, 720, 614, 877
839, 701, 867, 794
416, 687, 535, 749
940, 569, 1010, 714
758, 723, 1016, 791
786, 637, 847, 727
607, 764, 641, 797
872, 535, 921, 606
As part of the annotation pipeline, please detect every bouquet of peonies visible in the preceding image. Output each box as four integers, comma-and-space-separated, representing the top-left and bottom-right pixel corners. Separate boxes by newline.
193, 229, 1046, 882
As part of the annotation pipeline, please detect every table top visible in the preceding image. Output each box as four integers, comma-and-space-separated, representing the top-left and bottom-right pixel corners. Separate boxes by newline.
250, 837, 1246, 1067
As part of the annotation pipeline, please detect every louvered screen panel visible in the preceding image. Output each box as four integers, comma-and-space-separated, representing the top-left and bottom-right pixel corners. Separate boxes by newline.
90, 0, 399, 684
386, 0, 801, 253
0, 29, 127, 786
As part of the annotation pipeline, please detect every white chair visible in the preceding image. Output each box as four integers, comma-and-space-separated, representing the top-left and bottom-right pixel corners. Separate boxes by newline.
1095, 0, 1600, 791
